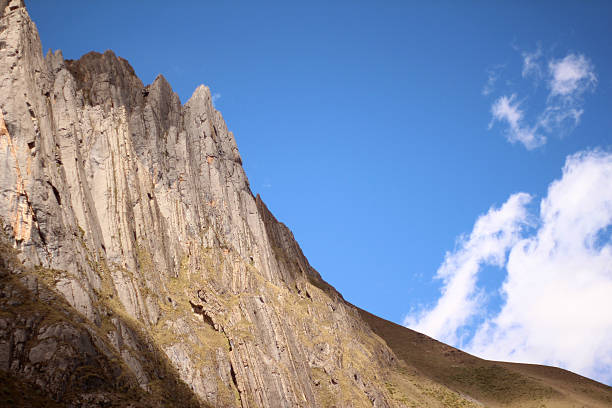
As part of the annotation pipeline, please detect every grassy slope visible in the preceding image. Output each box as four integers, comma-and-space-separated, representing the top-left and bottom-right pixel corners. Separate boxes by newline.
0, 370, 63, 408
357, 307, 612, 408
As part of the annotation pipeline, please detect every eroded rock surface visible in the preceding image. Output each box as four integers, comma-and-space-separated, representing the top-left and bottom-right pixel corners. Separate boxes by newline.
4, 3, 606, 408
0, 1, 410, 407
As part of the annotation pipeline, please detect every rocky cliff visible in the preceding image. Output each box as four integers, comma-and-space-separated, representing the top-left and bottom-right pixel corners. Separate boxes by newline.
0, 1, 405, 406
1, 2, 610, 408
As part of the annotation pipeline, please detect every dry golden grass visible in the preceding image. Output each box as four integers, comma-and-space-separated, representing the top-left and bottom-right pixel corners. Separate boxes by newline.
357, 307, 612, 408
0, 370, 63, 408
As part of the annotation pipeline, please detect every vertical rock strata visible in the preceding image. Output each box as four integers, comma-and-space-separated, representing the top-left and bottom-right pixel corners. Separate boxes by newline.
0, 1, 401, 406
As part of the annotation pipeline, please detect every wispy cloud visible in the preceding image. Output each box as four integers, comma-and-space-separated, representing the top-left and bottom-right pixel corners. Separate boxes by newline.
537, 104, 583, 133
482, 66, 504, 96
522, 46, 542, 79
548, 54, 597, 97
486, 49, 596, 149
212, 92, 221, 106
490, 95, 545, 149
537, 53, 597, 132
405, 150, 612, 384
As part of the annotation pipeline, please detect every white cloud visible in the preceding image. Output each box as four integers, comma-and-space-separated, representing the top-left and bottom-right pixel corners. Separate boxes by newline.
469, 151, 612, 383
212, 92, 221, 105
405, 151, 612, 384
536, 53, 597, 132
404, 193, 532, 344
482, 67, 503, 96
522, 47, 542, 79
537, 105, 583, 133
549, 54, 597, 97
487, 51, 596, 149
490, 95, 545, 149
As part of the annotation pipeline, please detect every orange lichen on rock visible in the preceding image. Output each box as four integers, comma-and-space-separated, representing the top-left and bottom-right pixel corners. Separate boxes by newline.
0, 110, 33, 243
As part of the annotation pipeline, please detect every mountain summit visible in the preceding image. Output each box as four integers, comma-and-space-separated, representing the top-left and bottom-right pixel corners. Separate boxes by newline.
0, 2, 610, 407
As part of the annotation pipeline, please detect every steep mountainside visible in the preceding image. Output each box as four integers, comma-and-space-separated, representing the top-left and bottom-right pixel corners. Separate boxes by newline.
0, 1, 610, 407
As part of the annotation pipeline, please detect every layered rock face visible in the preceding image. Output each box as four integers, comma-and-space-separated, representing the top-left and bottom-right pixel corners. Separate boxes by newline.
4, 3, 609, 408
0, 1, 407, 406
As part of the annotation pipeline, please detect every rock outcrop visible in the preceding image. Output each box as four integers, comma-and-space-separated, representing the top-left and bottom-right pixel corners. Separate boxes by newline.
2, 2, 610, 408
0, 1, 411, 407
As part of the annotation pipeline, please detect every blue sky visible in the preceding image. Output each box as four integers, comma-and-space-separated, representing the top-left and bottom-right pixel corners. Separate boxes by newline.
28, 1, 612, 384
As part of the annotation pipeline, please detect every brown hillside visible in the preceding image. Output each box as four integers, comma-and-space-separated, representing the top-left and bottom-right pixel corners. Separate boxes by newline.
358, 307, 612, 407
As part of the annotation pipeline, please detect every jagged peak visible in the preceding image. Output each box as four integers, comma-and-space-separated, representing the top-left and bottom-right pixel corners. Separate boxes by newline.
152, 73, 170, 86
44, 48, 64, 73
0, 0, 43, 64
44, 48, 62, 60
65, 50, 145, 112
66, 50, 140, 80
148, 73, 175, 98
187, 84, 212, 104
3, 3, 608, 406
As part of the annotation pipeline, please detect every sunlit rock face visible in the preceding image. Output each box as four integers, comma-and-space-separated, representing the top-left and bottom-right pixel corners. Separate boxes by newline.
0, 1, 400, 406
2, 2, 610, 408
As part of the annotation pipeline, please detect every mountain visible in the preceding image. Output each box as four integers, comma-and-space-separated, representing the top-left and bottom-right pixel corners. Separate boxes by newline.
0, 1, 610, 407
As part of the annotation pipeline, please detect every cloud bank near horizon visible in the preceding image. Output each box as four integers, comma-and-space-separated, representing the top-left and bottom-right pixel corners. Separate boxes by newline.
404, 150, 612, 385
